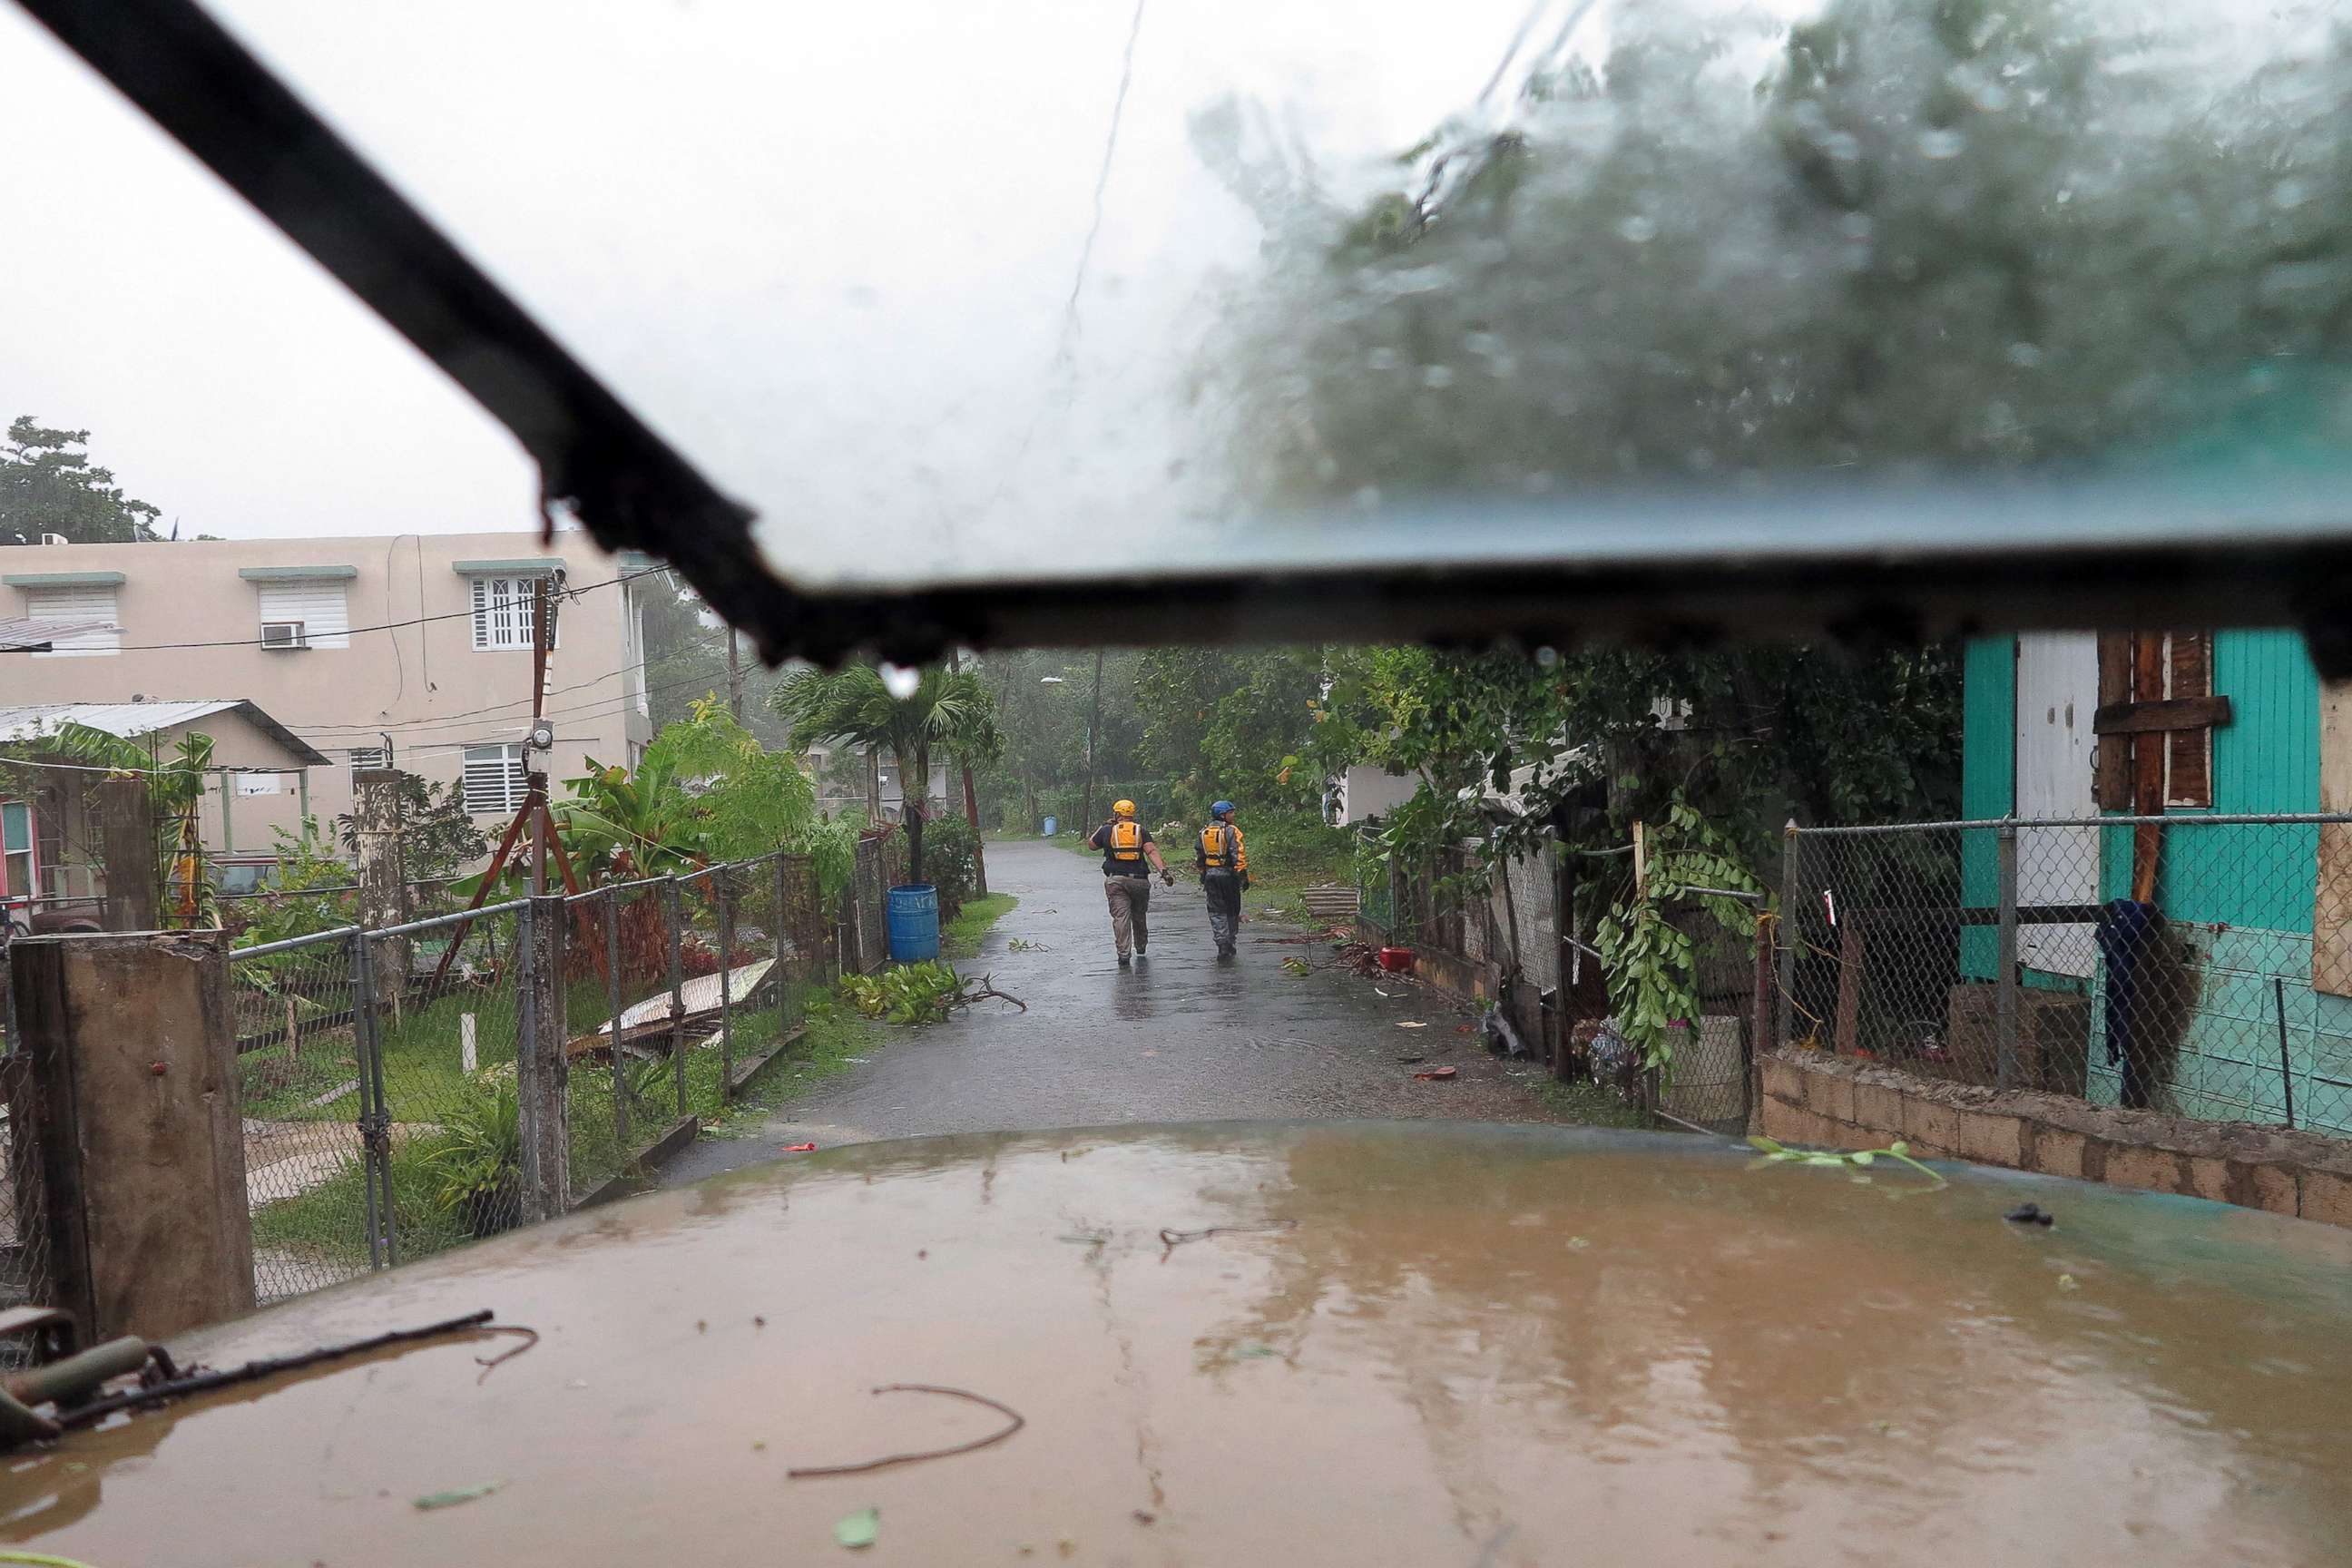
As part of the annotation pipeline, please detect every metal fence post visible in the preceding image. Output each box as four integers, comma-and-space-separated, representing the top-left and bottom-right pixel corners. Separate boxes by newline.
348, 927, 389, 1269
1776, 821, 1799, 1053
717, 866, 737, 1095
1995, 818, 2020, 1093
664, 874, 687, 1119
604, 886, 629, 1147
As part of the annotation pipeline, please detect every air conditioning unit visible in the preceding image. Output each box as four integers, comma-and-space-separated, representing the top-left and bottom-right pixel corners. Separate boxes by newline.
260, 621, 309, 651
39, 534, 68, 546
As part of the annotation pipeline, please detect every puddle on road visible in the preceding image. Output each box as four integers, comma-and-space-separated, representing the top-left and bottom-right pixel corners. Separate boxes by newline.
11, 1122, 2350, 1565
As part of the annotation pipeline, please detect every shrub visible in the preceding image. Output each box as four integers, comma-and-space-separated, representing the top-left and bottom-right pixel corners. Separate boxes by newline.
920, 810, 983, 917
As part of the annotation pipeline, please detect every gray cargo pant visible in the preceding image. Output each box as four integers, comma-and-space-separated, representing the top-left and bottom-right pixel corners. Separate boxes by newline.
1104, 874, 1152, 958
1202, 868, 1243, 956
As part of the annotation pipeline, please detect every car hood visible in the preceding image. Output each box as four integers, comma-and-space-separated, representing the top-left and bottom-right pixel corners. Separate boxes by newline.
6, 1120, 2352, 1565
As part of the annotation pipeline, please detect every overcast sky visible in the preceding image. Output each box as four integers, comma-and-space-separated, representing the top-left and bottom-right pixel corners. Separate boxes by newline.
5, 0, 1590, 559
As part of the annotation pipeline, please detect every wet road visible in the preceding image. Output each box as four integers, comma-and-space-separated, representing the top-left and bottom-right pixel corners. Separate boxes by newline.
661, 838, 1563, 1182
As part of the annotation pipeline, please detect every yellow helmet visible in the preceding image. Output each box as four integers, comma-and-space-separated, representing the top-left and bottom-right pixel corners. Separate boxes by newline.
1112, 799, 1137, 818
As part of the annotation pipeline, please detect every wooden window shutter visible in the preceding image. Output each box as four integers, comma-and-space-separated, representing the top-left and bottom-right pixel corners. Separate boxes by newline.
2165, 632, 2213, 808
2094, 632, 2133, 808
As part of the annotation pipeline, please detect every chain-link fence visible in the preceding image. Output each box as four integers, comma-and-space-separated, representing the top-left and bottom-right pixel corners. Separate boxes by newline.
1357, 826, 1765, 1136
213, 847, 838, 1308
1782, 814, 2352, 1140
231, 925, 371, 1302
0, 1049, 55, 1338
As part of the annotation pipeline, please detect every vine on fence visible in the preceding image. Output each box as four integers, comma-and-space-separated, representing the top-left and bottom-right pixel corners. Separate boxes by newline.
1592, 799, 1768, 1081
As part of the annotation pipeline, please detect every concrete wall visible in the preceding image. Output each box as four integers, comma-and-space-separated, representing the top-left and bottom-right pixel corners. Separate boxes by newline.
3, 533, 653, 843
1759, 1047, 2352, 1228
1336, 765, 1419, 826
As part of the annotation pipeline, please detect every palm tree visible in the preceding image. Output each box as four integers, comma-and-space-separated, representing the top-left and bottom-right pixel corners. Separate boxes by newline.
768, 664, 999, 881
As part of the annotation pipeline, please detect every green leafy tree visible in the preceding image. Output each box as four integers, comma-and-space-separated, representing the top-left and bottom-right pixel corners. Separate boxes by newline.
968, 649, 1146, 831
335, 773, 487, 883
1, 418, 163, 544
1133, 648, 1328, 822
634, 570, 798, 750
768, 665, 999, 881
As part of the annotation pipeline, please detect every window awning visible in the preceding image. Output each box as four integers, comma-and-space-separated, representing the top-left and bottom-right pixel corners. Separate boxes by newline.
237, 564, 357, 581
5, 572, 127, 589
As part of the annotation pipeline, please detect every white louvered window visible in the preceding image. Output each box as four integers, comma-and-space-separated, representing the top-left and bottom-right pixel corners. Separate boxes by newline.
461, 744, 528, 814
23, 584, 120, 656
469, 575, 555, 651
256, 579, 350, 648
347, 746, 389, 778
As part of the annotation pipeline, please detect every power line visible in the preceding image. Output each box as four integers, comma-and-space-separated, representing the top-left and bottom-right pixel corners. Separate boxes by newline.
295, 664, 752, 743
94, 567, 663, 653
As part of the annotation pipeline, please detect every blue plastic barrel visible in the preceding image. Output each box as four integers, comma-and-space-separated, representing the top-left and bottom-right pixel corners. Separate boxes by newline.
887, 883, 941, 963
1042, 815, 1058, 838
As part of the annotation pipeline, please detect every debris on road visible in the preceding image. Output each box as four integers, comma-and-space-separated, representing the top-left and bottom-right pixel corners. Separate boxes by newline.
1396, 1021, 1427, 1029
789, 1385, 1026, 1478
1413, 1066, 1459, 1082
782, 1142, 818, 1153
834, 1507, 880, 1550
1158, 1220, 1298, 1258
414, 1481, 503, 1511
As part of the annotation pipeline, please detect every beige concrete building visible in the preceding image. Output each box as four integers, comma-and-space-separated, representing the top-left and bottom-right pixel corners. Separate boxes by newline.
0, 532, 656, 861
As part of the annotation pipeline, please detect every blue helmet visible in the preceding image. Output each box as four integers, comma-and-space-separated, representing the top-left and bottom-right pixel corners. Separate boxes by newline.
1210, 800, 1235, 818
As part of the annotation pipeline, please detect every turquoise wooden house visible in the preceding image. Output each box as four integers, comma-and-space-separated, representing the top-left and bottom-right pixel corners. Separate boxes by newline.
1961, 629, 2351, 1135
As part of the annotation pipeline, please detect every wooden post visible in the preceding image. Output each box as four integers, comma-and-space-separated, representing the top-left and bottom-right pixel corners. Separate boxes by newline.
97, 776, 156, 933
726, 628, 744, 724
9, 930, 255, 1339
515, 895, 570, 1221
351, 768, 411, 1016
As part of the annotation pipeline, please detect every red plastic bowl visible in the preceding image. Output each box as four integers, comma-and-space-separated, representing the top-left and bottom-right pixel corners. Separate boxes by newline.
1377, 946, 1415, 973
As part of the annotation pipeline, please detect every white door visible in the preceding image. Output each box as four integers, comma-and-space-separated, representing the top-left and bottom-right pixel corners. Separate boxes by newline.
2013, 632, 2100, 977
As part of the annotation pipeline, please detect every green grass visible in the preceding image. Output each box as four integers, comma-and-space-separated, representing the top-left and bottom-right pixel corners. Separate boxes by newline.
247, 973, 845, 1277
1532, 1078, 1653, 1129
942, 892, 1018, 958
698, 990, 880, 1134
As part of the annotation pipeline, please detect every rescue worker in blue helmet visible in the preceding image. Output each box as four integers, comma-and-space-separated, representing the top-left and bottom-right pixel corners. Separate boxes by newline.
1196, 800, 1250, 959
1090, 799, 1174, 965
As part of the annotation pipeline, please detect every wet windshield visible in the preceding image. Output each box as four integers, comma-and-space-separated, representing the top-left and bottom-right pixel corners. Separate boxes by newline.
13, 0, 2349, 588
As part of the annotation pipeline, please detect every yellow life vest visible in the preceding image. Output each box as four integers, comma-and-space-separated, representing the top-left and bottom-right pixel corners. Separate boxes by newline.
1200, 823, 1239, 868
1106, 819, 1145, 861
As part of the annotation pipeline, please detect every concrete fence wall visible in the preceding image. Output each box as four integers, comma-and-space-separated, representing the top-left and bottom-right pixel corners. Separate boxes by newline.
1759, 1047, 2352, 1228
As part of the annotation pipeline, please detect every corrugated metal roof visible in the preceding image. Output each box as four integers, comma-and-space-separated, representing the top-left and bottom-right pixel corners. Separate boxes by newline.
0, 615, 120, 652
0, 701, 332, 766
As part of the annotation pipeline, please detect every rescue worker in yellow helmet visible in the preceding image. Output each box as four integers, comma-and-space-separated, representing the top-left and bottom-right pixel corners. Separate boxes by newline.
1089, 799, 1174, 965
1196, 800, 1250, 959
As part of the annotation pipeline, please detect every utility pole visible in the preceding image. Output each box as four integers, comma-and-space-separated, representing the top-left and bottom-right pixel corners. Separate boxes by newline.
951, 649, 986, 896
1077, 649, 1104, 832
726, 628, 744, 724
867, 745, 883, 821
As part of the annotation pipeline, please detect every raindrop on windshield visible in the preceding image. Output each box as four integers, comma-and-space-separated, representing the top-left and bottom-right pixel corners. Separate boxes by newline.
879, 663, 921, 700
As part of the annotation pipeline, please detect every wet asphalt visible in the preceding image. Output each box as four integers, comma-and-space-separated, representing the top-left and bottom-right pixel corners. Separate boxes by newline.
658, 838, 1563, 1184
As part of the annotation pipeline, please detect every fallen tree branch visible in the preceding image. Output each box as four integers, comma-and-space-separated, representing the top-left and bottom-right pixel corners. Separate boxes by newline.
960, 977, 1027, 1013
786, 1384, 1026, 1477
